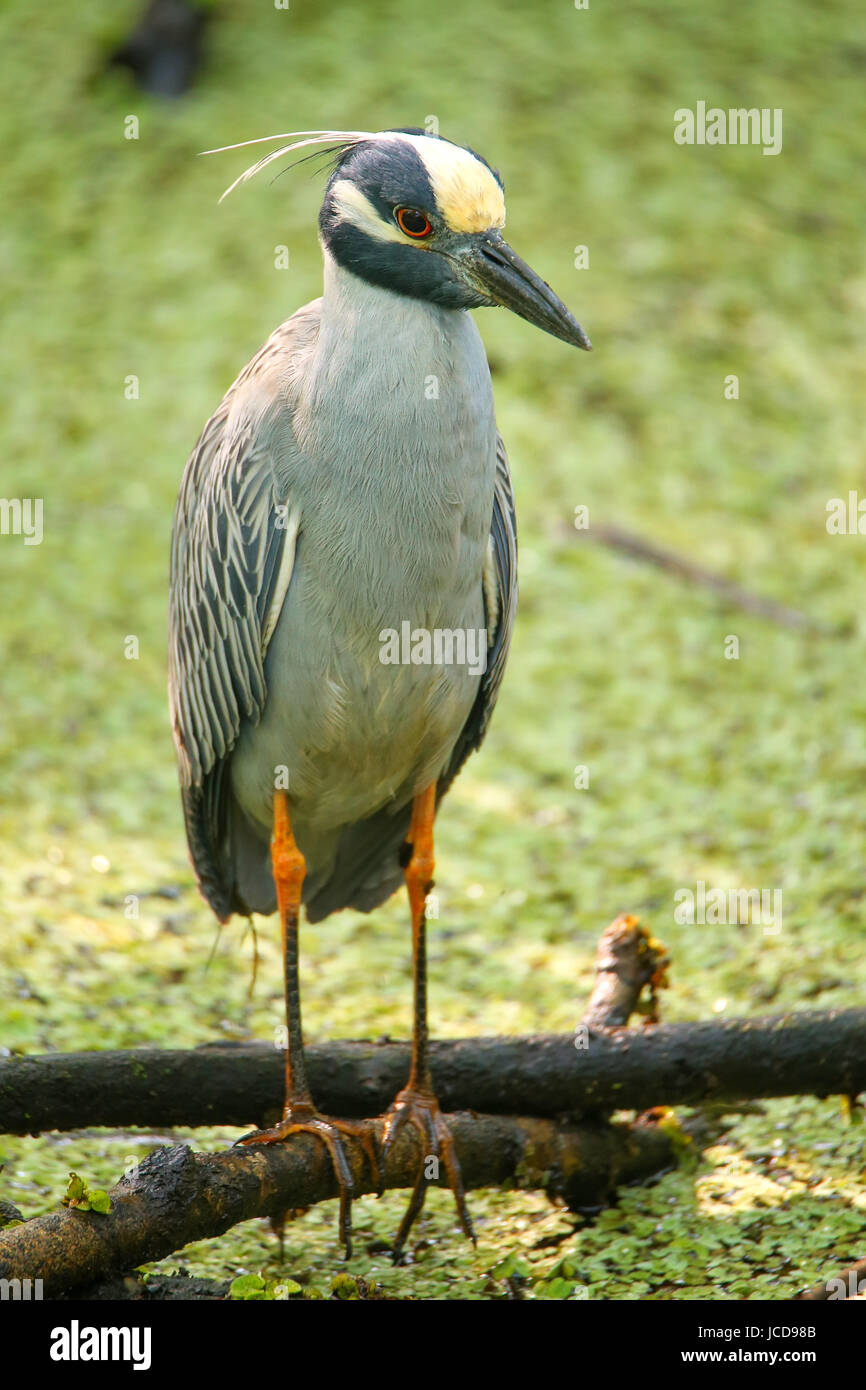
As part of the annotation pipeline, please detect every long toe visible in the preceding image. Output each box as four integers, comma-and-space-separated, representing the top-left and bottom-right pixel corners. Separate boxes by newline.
235, 1110, 379, 1258
381, 1087, 475, 1262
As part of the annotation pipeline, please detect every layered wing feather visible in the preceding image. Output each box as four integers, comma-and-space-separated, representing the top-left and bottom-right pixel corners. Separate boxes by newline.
169, 420, 284, 786
168, 325, 305, 917
439, 432, 517, 794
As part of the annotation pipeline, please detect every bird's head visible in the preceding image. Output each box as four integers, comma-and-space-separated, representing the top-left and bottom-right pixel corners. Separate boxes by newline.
207, 128, 591, 351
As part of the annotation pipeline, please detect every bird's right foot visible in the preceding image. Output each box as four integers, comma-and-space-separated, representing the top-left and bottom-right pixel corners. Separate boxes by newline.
381, 1084, 475, 1263
236, 1105, 382, 1257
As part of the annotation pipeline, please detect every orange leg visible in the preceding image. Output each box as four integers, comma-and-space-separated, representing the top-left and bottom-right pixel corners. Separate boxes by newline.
382, 782, 475, 1261
236, 791, 380, 1257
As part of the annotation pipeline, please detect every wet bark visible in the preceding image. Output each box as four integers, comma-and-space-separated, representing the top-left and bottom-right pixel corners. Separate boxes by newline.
0, 1111, 678, 1298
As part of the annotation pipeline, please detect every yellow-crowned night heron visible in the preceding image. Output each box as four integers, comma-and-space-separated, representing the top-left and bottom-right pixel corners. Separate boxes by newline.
169, 128, 590, 1258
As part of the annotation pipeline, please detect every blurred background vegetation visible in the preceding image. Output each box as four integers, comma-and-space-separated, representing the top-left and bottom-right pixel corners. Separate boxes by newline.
0, 0, 864, 1299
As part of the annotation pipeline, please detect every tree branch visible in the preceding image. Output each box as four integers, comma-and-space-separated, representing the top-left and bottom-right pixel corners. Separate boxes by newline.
576, 521, 836, 634
1, 1009, 863, 1135
0, 1112, 679, 1298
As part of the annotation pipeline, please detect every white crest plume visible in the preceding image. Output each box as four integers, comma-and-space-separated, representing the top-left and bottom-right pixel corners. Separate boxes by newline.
200, 130, 378, 203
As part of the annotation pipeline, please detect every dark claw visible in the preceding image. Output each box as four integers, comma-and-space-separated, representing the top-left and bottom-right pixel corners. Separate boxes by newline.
381, 1087, 475, 1262
230, 1111, 381, 1259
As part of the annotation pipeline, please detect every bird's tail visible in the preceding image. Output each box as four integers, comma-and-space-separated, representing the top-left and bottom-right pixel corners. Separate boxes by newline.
181, 774, 236, 923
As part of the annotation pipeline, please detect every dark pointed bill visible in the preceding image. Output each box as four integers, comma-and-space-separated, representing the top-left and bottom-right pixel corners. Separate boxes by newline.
461, 232, 592, 351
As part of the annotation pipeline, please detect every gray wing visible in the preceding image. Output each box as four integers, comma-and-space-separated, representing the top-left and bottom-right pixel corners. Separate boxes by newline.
169, 412, 291, 787
439, 432, 518, 795
168, 320, 309, 919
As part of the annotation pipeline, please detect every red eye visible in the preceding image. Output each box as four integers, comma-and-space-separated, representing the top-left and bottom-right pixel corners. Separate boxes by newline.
396, 207, 433, 238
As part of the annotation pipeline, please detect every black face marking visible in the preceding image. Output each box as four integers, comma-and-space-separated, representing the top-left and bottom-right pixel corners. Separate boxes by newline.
323, 219, 488, 308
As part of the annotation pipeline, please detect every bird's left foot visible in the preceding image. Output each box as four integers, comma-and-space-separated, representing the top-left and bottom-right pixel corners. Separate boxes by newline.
236, 1107, 382, 1257
381, 1085, 475, 1262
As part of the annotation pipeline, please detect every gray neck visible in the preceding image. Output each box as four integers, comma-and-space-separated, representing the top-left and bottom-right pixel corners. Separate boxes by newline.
293, 250, 498, 614
287, 248, 497, 619
312, 249, 493, 420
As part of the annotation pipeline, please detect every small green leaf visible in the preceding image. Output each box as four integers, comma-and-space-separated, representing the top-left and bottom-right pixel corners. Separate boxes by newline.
229, 1273, 267, 1300
63, 1172, 92, 1210
535, 1277, 578, 1300
64, 1172, 86, 1202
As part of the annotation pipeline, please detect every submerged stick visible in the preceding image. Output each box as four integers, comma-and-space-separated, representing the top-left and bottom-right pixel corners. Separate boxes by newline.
797, 1253, 866, 1302
576, 522, 835, 634
581, 913, 669, 1029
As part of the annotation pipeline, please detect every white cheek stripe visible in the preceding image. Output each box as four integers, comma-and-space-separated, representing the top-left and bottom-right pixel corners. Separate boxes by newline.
329, 179, 406, 244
